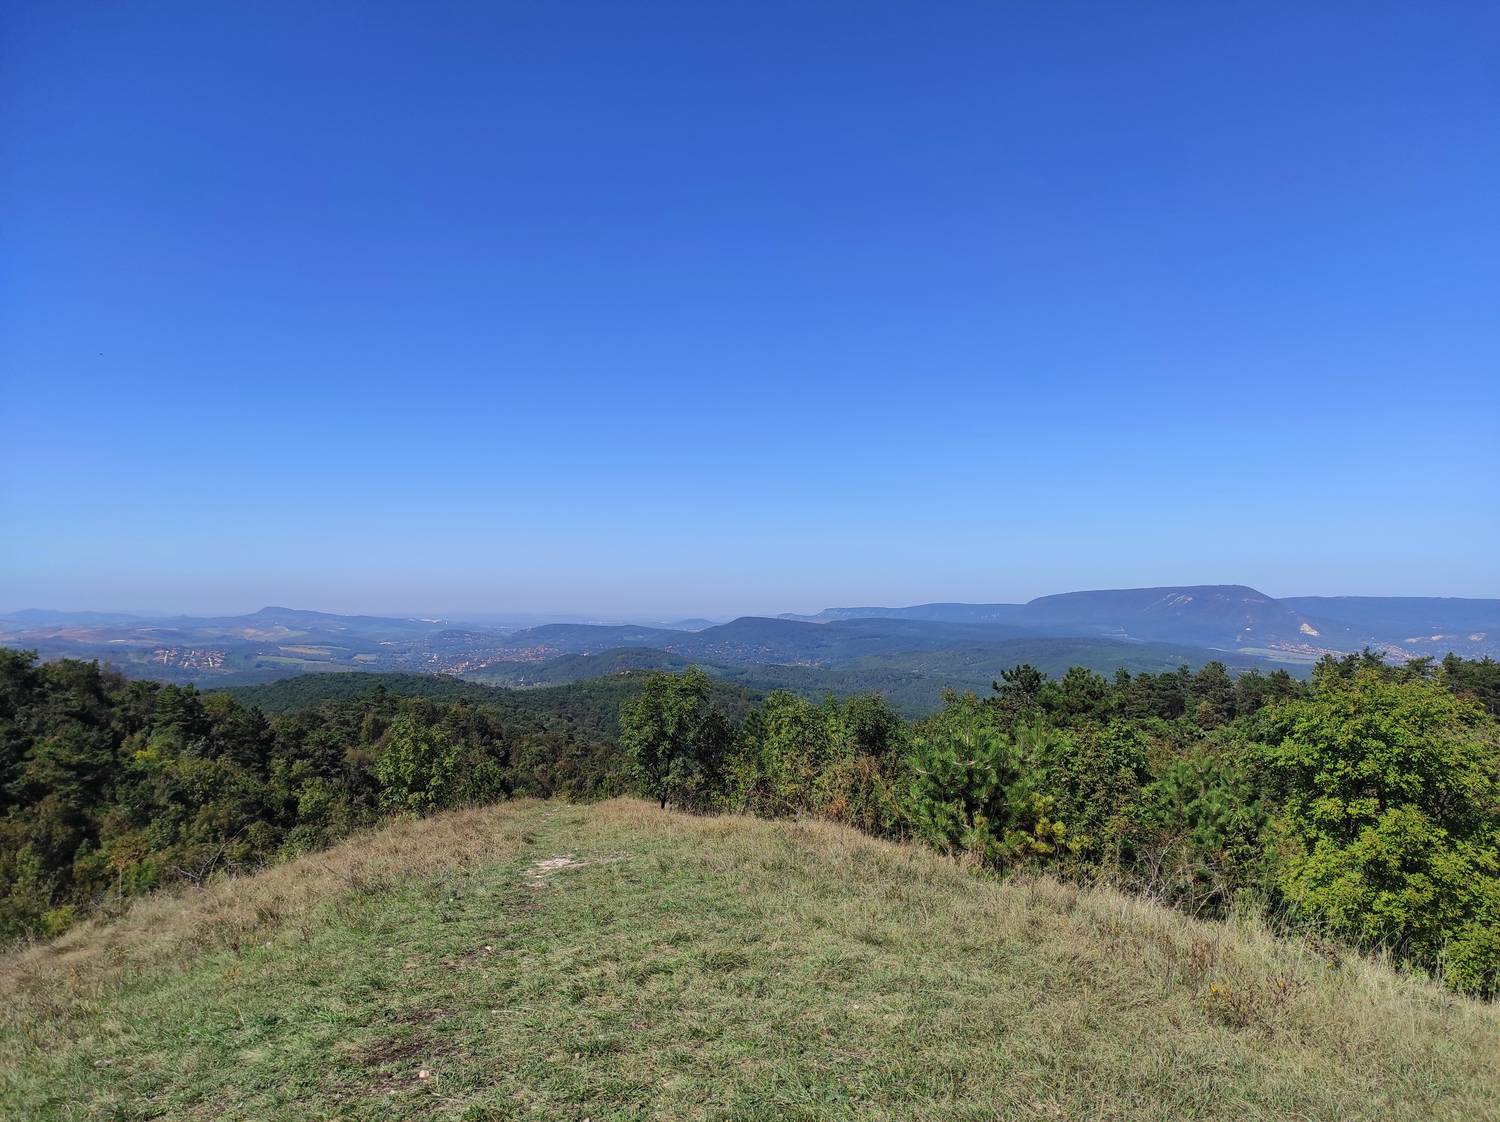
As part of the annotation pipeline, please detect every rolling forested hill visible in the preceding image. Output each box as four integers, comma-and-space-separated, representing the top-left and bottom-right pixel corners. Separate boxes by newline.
221, 670, 762, 737
466, 637, 1298, 715
5, 587, 1496, 697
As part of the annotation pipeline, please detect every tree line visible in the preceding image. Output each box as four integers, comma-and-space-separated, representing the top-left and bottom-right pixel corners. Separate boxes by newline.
2, 645, 1496, 996
0, 650, 632, 942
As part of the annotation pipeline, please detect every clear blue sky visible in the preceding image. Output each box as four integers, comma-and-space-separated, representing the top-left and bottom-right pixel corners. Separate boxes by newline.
3, 1, 1497, 619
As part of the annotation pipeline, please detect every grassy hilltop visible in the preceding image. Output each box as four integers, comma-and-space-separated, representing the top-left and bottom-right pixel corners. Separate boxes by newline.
3, 799, 1496, 1122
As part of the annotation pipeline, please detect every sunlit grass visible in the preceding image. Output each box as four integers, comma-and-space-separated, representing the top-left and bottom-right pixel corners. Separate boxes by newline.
3, 799, 1496, 1120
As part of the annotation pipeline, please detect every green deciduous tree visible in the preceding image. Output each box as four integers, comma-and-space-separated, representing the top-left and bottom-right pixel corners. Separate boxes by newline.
374, 714, 505, 814
1263, 670, 1500, 993
618, 668, 728, 811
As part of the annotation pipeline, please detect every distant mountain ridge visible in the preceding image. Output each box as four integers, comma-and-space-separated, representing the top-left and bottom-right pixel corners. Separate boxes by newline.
4, 585, 1496, 691
779, 603, 1026, 624
1017, 585, 1318, 648
782, 585, 1499, 659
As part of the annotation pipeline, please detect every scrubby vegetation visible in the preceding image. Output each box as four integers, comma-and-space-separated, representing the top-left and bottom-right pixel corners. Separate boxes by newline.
3, 646, 1498, 998
0, 651, 644, 942
617, 654, 1500, 995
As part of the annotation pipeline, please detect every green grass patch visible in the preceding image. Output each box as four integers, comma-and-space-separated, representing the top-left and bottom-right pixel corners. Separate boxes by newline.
2, 800, 1496, 1120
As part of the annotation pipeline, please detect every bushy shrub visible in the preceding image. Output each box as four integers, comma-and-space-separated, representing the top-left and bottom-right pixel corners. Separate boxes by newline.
818, 695, 909, 833
905, 703, 1064, 867
719, 692, 909, 832
728, 691, 829, 817
1135, 733, 1272, 913
375, 715, 506, 814
1029, 721, 1149, 873
1262, 670, 1500, 994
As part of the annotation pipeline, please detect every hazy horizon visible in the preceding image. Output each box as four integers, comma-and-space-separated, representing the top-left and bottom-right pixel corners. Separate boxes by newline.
8, 576, 1500, 626
4, 3, 1497, 617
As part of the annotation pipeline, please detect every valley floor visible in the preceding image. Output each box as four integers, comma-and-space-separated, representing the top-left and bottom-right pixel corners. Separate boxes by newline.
2, 800, 1497, 1121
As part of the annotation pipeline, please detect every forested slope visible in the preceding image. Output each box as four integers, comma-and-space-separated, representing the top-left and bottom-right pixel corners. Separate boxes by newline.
3, 646, 1497, 1000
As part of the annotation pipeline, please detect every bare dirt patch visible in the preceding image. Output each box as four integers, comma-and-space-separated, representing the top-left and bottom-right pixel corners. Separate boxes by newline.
354, 1027, 464, 1097
357, 1036, 428, 1066
522, 853, 627, 887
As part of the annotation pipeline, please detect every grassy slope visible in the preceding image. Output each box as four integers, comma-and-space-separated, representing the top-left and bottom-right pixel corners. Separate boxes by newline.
3, 801, 1496, 1121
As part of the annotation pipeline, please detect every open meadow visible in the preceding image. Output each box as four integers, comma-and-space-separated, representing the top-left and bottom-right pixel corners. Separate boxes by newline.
3, 799, 1496, 1121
